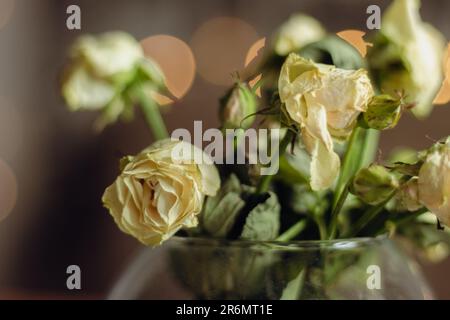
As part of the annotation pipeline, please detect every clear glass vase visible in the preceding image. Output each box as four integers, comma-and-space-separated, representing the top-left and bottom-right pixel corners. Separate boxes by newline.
108, 236, 433, 300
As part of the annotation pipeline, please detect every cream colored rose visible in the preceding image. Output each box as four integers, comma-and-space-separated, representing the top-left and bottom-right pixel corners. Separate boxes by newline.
395, 177, 422, 212
368, 0, 446, 118
417, 138, 450, 226
61, 31, 165, 128
273, 14, 326, 56
102, 139, 220, 246
63, 32, 143, 111
279, 53, 374, 190
395, 138, 450, 226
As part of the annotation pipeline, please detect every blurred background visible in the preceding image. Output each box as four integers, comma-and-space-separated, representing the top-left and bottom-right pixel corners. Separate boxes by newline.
0, 0, 449, 299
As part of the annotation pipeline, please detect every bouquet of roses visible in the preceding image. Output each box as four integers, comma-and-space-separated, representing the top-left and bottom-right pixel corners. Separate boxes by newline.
60, 0, 450, 298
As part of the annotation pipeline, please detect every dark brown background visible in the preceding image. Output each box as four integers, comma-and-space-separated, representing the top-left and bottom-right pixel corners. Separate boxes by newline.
0, 0, 449, 299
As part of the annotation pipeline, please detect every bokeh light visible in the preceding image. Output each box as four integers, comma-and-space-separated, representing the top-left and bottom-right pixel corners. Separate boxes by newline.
245, 38, 266, 97
245, 37, 266, 68
434, 42, 450, 105
141, 35, 196, 105
0, 158, 18, 222
191, 17, 259, 86
248, 74, 262, 97
0, 0, 15, 30
336, 29, 372, 58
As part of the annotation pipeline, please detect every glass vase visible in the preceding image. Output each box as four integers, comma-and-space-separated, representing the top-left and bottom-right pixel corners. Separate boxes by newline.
108, 236, 433, 300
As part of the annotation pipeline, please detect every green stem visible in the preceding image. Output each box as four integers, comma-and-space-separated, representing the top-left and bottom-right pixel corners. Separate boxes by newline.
359, 129, 380, 168
345, 191, 397, 238
256, 129, 294, 194
328, 180, 351, 239
331, 127, 361, 211
276, 219, 308, 241
315, 216, 327, 240
376, 207, 428, 236
329, 128, 380, 238
137, 86, 169, 140
393, 208, 428, 226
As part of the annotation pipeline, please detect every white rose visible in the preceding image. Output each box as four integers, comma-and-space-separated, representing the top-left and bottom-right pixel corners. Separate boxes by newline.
61, 32, 165, 128
102, 139, 220, 246
273, 14, 326, 56
368, 0, 446, 118
279, 53, 374, 190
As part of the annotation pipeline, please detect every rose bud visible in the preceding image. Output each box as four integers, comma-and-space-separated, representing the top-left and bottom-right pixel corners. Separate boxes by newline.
360, 94, 403, 130
219, 82, 257, 130
350, 165, 400, 205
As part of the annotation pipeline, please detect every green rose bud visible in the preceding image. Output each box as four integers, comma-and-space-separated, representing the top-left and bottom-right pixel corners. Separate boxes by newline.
219, 82, 257, 129
360, 94, 403, 130
350, 165, 400, 205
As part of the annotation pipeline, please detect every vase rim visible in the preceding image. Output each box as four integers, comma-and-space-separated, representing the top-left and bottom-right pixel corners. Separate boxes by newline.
168, 234, 389, 250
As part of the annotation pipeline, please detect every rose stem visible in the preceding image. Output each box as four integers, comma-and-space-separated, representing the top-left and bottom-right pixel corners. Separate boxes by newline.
276, 219, 308, 241
255, 129, 294, 194
328, 180, 351, 239
329, 126, 379, 238
344, 191, 397, 238
136, 86, 169, 141
331, 127, 361, 211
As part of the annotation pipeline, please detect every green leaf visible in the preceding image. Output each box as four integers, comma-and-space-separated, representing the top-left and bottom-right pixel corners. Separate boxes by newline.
277, 155, 308, 185
201, 174, 245, 237
298, 35, 365, 70
203, 174, 241, 213
240, 192, 281, 241
203, 193, 245, 237
280, 269, 306, 300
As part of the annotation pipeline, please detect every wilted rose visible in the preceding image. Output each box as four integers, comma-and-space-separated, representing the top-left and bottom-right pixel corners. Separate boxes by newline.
417, 138, 450, 226
102, 139, 220, 246
278, 54, 374, 190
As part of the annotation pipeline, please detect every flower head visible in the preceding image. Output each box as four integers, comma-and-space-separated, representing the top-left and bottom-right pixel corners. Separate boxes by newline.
61, 31, 165, 129
273, 14, 326, 56
417, 138, 450, 226
279, 54, 374, 190
102, 139, 220, 246
368, 0, 446, 118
